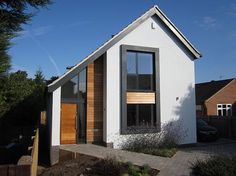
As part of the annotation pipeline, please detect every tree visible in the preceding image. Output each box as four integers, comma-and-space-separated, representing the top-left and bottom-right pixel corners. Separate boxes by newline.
0, 71, 34, 116
46, 76, 59, 85
34, 69, 45, 86
34, 69, 46, 111
0, 0, 51, 34
0, 70, 47, 124
0, 0, 51, 76
0, 0, 51, 119
0, 34, 11, 76
0, 1, 51, 144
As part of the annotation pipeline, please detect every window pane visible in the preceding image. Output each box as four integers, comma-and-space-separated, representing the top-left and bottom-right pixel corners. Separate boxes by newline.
78, 69, 87, 142
78, 69, 86, 100
139, 104, 152, 127
127, 52, 137, 90
61, 76, 78, 99
138, 53, 154, 90
127, 104, 136, 127
127, 104, 155, 128
138, 75, 153, 90
126, 51, 155, 91
138, 53, 153, 74
222, 109, 227, 116
218, 110, 222, 116
153, 105, 157, 126
127, 52, 136, 74
127, 75, 137, 90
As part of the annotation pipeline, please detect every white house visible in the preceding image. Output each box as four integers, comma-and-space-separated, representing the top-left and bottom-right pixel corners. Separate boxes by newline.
47, 5, 202, 165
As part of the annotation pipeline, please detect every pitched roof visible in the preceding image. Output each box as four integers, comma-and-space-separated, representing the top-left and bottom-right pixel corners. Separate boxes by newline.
195, 78, 235, 105
48, 5, 202, 92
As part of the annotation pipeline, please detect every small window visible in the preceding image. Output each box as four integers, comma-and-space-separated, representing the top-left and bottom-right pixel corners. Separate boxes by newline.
217, 104, 232, 116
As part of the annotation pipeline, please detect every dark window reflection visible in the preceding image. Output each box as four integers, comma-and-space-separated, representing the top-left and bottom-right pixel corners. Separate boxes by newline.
139, 104, 152, 127
61, 76, 78, 99
78, 69, 86, 143
127, 104, 136, 126
127, 104, 156, 128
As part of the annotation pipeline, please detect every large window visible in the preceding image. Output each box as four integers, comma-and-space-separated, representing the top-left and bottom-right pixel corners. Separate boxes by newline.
127, 51, 154, 91
217, 104, 232, 116
121, 45, 160, 134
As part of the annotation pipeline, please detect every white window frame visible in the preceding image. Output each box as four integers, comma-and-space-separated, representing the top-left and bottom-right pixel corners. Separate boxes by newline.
217, 104, 232, 116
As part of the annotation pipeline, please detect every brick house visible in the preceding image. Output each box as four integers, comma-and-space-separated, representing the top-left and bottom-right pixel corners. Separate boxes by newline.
195, 78, 236, 117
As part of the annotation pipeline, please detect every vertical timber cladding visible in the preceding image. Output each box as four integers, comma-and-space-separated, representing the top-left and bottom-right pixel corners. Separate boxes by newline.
87, 56, 104, 143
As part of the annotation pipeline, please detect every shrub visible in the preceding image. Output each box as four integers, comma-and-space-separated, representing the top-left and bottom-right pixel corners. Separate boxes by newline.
191, 155, 236, 176
120, 119, 186, 157
86, 156, 155, 176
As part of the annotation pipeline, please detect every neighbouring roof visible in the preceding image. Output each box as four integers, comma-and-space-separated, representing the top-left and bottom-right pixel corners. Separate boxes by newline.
195, 78, 235, 105
48, 5, 202, 92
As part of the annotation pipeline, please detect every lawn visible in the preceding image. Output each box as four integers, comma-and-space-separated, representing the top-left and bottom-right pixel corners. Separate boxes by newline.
126, 147, 177, 158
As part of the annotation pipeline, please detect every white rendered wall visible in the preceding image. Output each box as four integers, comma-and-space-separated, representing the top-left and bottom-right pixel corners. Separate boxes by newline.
105, 16, 197, 148
51, 87, 61, 146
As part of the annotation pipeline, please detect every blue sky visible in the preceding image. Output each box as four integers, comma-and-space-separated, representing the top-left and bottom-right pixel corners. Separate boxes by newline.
9, 0, 236, 83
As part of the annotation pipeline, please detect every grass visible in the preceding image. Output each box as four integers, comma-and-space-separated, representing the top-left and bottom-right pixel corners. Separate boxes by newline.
191, 155, 236, 176
127, 147, 177, 158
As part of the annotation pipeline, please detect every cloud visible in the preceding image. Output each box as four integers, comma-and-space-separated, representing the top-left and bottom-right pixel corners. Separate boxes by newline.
14, 25, 53, 41
27, 32, 61, 76
232, 32, 236, 39
13, 30, 61, 76
32, 25, 53, 36
226, 3, 236, 16
61, 20, 92, 30
195, 16, 217, 30
13, 20, 91, 41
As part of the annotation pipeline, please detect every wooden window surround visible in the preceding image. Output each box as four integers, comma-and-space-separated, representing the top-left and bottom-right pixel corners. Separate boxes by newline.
127, 92, 155, 104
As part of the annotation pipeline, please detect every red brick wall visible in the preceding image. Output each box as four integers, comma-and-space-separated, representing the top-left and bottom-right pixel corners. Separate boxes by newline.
205, 80, 236, 116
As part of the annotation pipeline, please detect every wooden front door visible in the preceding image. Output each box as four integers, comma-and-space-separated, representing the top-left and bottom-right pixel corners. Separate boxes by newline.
60, 103, 77, 144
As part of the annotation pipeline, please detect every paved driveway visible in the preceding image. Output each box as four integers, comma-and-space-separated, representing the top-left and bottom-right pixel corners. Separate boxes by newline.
159, 140, 236, 176
60, 139, 236, 176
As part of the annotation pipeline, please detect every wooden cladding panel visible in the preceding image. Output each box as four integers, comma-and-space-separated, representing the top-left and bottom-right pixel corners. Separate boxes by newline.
127, 92, 155, 104
60, 103, 76, 144
86, 57, 104, 143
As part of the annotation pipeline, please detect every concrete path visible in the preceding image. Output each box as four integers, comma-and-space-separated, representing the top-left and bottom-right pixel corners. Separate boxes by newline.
60, 139, 236, 176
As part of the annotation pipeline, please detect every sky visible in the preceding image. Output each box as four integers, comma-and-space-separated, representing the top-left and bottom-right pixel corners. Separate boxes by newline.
9, 0, 236, 83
